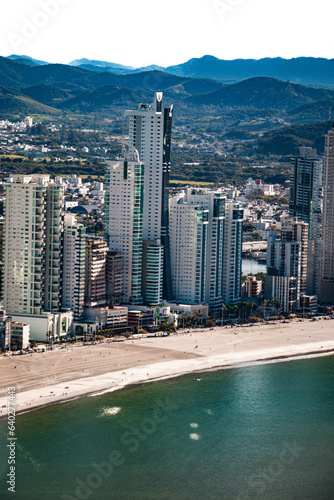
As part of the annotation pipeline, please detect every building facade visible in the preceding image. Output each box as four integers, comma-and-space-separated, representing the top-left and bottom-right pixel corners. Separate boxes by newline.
2, 175, 64, 316
142, 240, 164, 306
62, 214, 86, 321
290, 147, 322, 296
169, 197, 209, 305
266, 218, 308, 309
106, 251, 124, 306
126, 92, 174, 301
104, 149, 144, 304
321, 124, 334, 303
222, 202, 244, 306
290, 147, 322, 239
85, 237, 108, 308
186, 189, 226, 312
169, 191, 243, 310
265, 275, 297, 314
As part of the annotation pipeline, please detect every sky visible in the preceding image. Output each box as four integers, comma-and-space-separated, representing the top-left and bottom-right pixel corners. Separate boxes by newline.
1, 0, 333, 67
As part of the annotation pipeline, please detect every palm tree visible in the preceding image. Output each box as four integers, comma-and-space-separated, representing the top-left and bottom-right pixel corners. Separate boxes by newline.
269, 298, 281, 316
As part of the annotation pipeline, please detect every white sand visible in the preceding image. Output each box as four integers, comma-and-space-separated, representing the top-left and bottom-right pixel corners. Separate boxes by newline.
1, 317, 333, 416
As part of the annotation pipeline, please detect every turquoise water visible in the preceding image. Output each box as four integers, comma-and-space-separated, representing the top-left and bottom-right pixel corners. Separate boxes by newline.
1, 356, 334, 499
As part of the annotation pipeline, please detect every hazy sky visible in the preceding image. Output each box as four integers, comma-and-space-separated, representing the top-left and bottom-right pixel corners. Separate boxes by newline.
1, 0, 333, 67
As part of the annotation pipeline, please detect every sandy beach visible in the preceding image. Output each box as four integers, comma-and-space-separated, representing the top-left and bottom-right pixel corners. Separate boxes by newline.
1, 317, 334, 417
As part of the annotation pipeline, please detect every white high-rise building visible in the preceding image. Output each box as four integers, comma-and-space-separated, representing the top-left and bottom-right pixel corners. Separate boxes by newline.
2, 175, 64, 315
104, 147, 144, 304
186, 189, 226, 312
169, 197, 209, 304
222, 202, 244, 305
321, 124, 334, 303
62, 214, 86, 321
126, 92, 174, 301
169, 191, 244, 308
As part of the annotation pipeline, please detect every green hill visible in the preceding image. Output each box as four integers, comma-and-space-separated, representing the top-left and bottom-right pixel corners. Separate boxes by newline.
288, 99, 334, 123
60, 85, 149, 113
255, 120, 333, 155
21, 84, 73, 107
187, 77, 334, 110
0, 85, 61, 119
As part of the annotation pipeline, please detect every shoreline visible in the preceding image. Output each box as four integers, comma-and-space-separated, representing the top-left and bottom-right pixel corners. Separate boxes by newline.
3, 347, 334, 420
1, 318, 334, 419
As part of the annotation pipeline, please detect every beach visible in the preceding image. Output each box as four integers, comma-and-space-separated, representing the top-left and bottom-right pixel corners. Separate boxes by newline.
1, 317, 334, 416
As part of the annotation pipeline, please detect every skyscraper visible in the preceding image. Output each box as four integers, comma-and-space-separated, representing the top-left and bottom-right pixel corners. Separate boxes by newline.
290, 147, 323, 296
84, 237, 108, 308
2, 175, 64, 315
321, 124, 334, 303
266, 218, 308, 310
169, 197, 209, 304
290, 147, 322, 240
222, 202, 244, 306
126, 92, 174, 301
62, 214, 86, 321
186, 189, 226, 312
104, 147, 144, 304
169, 190, 243, 309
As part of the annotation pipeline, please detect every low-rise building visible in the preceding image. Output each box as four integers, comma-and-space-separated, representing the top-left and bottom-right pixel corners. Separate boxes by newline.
84, 306, 128, 329
10, 311, 73, 342
265, 275, 297, 314
242, 275, 262, 298
11, 322, 30, 349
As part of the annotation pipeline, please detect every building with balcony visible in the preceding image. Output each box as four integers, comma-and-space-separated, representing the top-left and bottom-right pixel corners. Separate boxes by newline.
126, 92, 174, 301
243, 275, 263, 298
104, 148, 144, 304
266, 218, 308, 309
2, 175, 64, 316
106, 251, 124, 306
169, 197, 209, 305
85, 237, 108, 308
62, 214, 86, 321
321, 124, 334, 303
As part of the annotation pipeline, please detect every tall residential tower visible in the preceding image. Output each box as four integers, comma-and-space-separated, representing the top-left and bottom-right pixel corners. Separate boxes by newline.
126, 92, 174, 302
321, 124, 334, 303
104, 147, 144, 304
2, 175, 64, 315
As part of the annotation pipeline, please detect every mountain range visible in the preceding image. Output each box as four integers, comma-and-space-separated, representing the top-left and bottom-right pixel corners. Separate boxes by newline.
1, 54, 334, 157
7, 54, 334, 87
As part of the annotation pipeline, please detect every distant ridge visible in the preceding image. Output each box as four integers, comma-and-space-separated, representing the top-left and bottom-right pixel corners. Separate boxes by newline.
8, 54, 49, 66
69, 58, 136, 74
4, 55, 334, 87
166, 55, 334, 87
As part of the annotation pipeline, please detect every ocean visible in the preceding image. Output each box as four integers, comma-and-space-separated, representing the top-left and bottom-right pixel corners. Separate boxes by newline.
1, 356, 334, 499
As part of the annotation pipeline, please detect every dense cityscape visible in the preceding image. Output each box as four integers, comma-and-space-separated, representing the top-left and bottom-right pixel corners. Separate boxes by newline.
2, 0, 334, 497
0, 91, 333, 353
